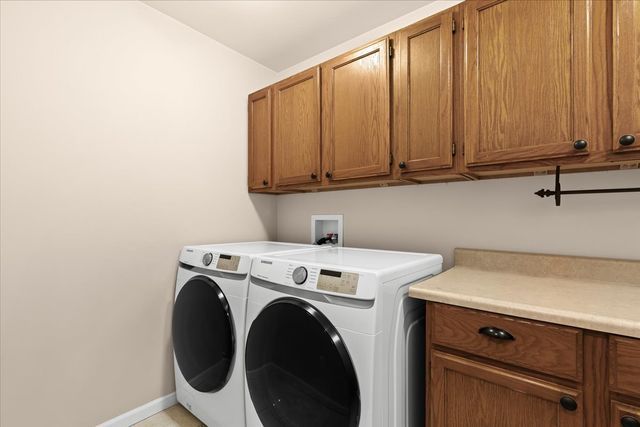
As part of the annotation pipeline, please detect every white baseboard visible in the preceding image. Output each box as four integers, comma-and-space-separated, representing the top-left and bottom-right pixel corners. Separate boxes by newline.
97, 392, 177, 427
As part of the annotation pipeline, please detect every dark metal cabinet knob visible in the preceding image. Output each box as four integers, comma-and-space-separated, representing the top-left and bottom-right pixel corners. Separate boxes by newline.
619, 134, 636, 147
325, 171, 333, 179
573, 139, 588, 150
478, 326, 515, 341
311, 172, 318, 180
262, 179, 268, 186
399, 161, 407, 169
621, 416, 640, 427
559, 396, 578, 411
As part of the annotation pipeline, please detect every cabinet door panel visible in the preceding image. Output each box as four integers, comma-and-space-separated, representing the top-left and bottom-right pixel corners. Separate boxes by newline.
464, 0, 594, 166
431, 351, 583, 427
274, 67, 321, 186
612, 0, 640, 153
322, 39, 390, 181
397, 11, 453, 172
611, 401, 640, 427
609, 335, 640, 397
248, 88, 272, 190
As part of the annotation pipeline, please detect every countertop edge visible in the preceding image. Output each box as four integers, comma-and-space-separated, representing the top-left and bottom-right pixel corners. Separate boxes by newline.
408, 288, 640, 339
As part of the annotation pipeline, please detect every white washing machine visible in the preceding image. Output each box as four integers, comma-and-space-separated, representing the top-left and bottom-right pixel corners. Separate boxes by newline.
244, 247, 443, 427
172, 241, 323, 427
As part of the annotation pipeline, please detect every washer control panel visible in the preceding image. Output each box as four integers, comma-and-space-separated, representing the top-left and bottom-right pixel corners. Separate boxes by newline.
216, 254, 240, 271
253, 259, 375, 300
317, 269, 359, 296
282, 264, 359, 296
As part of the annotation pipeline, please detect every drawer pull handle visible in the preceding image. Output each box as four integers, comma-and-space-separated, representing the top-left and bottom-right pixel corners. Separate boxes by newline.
621, 416, 640, 427
478, 326, 515, 341
573, 139, 588, 150
560, 396, 578, 411
619, 135, 636, 147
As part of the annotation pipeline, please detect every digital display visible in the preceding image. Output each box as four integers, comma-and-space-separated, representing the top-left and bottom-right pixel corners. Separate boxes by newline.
219, 254, 232, 260
320, 269, 342, 278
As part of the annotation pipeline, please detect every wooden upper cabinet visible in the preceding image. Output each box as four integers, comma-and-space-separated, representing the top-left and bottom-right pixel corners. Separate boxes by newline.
273, 67, 322, 186
612, 0, 640, 153
322, 38, 391, 181
396, 11, 454, 173
430, 351, 583, 427
248, 88, 272, 190
464, 0, 595, 166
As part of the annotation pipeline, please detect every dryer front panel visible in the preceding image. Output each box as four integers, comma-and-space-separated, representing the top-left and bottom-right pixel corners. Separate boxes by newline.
245, 298, 360, 427
172, 275, 235, 393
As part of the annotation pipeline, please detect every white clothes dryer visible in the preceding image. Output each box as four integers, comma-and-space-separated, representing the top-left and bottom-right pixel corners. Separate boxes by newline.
244, 247, 442, 427
172, 242, 322, 427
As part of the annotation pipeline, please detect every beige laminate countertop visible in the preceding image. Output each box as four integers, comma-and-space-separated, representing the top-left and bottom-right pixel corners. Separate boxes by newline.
409, 249, 640, 338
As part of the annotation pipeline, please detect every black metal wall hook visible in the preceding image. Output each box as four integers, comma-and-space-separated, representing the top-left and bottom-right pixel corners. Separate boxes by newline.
535, 166, 640, 206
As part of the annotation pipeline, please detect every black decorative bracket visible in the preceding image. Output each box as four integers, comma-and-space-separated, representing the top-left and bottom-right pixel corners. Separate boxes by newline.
535, 166, 640, 206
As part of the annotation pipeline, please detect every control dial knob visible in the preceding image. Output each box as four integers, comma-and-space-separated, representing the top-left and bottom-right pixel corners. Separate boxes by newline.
292, 266, 308, 285
202, 252, 213, 266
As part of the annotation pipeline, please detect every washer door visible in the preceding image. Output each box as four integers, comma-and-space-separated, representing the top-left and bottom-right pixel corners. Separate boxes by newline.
172, 275, 234, 393
245, 298, 360, 427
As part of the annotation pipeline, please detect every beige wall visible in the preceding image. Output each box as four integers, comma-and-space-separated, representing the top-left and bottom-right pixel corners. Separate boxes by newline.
0, 1, 276, 426
277, 170, 640, 268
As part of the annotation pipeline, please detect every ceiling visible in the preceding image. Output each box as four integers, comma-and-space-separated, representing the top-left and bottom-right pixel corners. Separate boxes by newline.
143, 1, 432, 72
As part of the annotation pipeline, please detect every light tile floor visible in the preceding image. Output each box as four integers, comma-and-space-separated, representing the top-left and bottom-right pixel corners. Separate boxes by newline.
134, 404, 204, 427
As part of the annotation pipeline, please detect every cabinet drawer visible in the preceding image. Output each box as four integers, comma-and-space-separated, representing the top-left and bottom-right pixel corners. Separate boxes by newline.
609, 335, 640, 397
431, 303, 583, 381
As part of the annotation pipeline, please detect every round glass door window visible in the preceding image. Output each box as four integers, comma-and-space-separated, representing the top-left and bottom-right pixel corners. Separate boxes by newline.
172, 276, 234, 393
245, 298, 360, 427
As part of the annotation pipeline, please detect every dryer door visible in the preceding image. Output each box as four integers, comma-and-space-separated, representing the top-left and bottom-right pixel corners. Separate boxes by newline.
172, 275, 234, 393
245, 298, 360, 427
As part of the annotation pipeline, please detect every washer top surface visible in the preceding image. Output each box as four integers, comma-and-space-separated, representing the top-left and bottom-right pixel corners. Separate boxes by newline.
264, 246, 442, 273
186, 241, 315, 256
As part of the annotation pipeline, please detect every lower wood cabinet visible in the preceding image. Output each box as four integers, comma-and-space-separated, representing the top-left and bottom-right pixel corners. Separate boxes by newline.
426, 303, 640, 427
611, 401, 640, 427
609, 334, 640, 397
431, 351, 582, 427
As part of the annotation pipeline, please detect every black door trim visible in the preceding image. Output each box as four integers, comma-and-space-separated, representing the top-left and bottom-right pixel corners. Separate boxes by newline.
245, 297, 360, 427
172, 275, 236, 393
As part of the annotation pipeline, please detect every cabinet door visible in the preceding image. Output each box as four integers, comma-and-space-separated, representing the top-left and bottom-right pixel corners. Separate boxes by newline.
396, 11, 453, 173
248, 88, 272, 190
612, 0, 640, 153
322, 38, 390, 181
611, 401, 640, 427
431, 351, 583, 427
273, 67, 322, 186
464, 0, 595, 166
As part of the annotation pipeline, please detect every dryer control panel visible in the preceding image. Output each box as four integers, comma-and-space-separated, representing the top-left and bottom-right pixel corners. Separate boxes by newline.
180, 247, 249, 274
